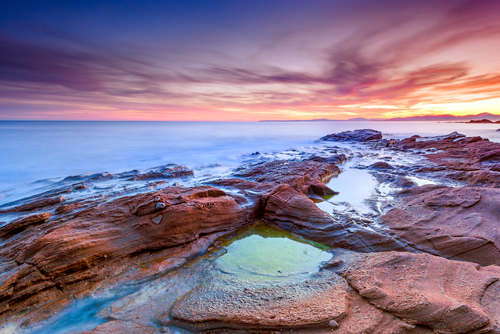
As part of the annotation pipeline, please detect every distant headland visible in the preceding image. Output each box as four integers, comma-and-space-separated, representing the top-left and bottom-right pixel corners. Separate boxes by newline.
259, 112, 500, 122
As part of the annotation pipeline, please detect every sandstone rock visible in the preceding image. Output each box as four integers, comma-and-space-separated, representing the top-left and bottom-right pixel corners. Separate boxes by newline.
0, 186, 251, 322
127, 164, 194, 181
0, 212, 51, 239
333, 250, 500, 334
309, 154, 347, 165
368, 161, 395, 170
80, 320, 160, 333
264, 185, 405, 252
168, 270, 350, 331
318, 129, 382, 142
234, 159, 340, 195
0, 195, 64, 213
382, 185, 500, 266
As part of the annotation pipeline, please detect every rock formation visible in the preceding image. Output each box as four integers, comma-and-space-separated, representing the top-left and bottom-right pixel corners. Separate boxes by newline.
1, 131, 500, 334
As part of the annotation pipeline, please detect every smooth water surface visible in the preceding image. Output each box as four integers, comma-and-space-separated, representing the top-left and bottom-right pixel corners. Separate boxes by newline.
1, 120, 499, 205
324, 164, 378, 213
216, 223, 331, 281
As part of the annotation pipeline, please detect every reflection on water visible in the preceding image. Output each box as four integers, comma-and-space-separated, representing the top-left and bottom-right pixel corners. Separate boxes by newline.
407, 176, 436, 186
320, 163, 377, 214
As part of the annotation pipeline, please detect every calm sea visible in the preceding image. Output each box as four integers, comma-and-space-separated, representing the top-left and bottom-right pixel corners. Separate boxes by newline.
1, 120, 499, 205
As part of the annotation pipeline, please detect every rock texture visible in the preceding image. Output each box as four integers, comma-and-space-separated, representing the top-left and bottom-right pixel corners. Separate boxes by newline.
263, 184, 405, 253
0, 186, 252, 324
169, 271, 350, 331
3, 130, 500, 334
233, 159, 341, 195
381, 185, 500, 266
333, 250, 500, 333
319, 129, 382, 142
80, 320, 160, 334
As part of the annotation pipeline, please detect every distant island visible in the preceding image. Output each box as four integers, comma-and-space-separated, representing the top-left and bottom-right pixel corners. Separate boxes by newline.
260, 112, 500, 122
465, 119, 500, 124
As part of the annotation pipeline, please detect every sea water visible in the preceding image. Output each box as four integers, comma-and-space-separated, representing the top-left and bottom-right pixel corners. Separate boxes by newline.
1, 120, 499, 205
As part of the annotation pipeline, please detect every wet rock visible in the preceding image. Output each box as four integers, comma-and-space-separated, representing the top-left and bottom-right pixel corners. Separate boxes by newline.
318, 129, 382, 142
0, 212, 51, 239
55, 202, 81, 214
0, 195, 64, 213
0, 186, 250, 321
63, 172, 114, 182
381, 186, 500, 266
155, 202, 166, 210
368, 161, 394, 170
264, 185, 405, 252
414, 131, 465, 142
74, 184, 88, 190
128, 164, 194, 181
309, 154, 347, 165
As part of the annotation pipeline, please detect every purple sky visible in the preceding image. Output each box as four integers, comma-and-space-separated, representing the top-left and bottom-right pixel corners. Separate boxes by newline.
2, 0, 500, 120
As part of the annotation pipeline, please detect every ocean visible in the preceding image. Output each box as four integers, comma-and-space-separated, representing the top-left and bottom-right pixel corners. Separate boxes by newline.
1, 120, 499, 206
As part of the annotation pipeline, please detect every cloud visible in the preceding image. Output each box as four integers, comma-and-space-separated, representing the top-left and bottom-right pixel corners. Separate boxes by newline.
2, 0, 500, 119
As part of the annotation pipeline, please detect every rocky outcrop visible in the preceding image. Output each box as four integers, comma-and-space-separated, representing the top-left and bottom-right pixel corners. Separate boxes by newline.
164, 247, 500, 334
127, 164, 193, 181
264, 184, 405, 253
393, 132, 500, 187
233, 159, 340, 195
3, 130, 500, 333
333, 250, 500, 333
0, 196, 64, 213
381, 185, 500, 266
0, 186, 252, 323
169, 270, 350, 331
0, 212, 51, 238
318, 129, 382, 142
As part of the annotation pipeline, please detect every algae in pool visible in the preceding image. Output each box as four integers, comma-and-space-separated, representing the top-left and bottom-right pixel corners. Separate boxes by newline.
215, 223, 332, 280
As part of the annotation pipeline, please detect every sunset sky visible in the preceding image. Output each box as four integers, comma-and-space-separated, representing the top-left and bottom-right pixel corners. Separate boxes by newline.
2, 0, 500, 121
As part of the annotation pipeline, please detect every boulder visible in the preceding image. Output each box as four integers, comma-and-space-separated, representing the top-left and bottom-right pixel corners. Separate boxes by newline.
318, 129, 382, 142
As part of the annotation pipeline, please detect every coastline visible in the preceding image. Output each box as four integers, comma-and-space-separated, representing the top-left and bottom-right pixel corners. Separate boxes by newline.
1, 129, 500, 333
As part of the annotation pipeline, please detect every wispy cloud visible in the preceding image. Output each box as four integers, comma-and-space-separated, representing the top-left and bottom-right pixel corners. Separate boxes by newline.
1, 0, 500, 120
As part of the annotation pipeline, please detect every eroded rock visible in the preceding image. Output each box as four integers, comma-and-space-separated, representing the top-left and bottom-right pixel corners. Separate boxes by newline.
0, 186, 251, 323
382, 185, 500, 266
333, 250, 500, 333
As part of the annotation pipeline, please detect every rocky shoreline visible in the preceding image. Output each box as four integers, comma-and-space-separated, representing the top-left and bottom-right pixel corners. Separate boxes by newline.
1, 129, 500, 334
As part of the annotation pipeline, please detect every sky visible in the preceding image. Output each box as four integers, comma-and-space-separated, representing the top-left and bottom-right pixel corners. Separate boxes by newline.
2, 0, 500, 121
